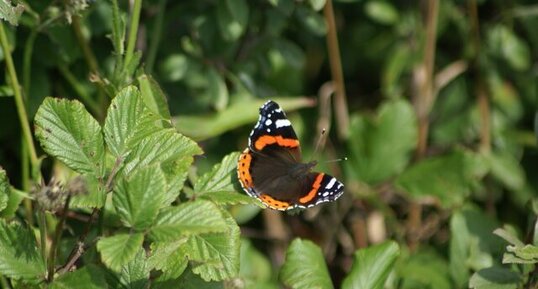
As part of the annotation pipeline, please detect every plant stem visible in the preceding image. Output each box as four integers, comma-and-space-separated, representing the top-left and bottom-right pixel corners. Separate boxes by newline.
124, 0, 143, 71
0, 23, 39, 168
468, 0, 491, 153
323, 0, 349, 140
37, 208, 48, 277
146, 0, 167, 74
47, 196, 71, 282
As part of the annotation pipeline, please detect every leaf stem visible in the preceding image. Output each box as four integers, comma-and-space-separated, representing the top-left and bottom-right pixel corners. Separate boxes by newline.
0, 23, 39, 168
37, 208, 48, 277
146, 0, 167, 73
47, 196, 71, 282
124, 0, 143, 71
323, 0, 349, 140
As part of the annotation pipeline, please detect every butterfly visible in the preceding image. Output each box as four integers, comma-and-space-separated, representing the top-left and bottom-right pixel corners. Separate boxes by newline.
237, 100, 344, 211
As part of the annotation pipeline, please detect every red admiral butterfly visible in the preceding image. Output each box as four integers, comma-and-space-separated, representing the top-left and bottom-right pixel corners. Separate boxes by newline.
238, 100, 344, 211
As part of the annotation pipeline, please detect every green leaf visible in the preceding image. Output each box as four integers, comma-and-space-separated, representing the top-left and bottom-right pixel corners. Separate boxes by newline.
185, 211, 241, 281
398, 248, 452, 289
493, 228, 525, 247
174, 97, 313, 141
485, 152, 525, 191
342, 241, 400, 289
97, 233, 144, 272
69, 176, 106, 209
469, 267, 520, 289
148, 240, 189, 279
0, 0, 24, 26
309, 0, 326, 11
123, 128, 202, 175
0, 189, 25, 219
396, 149, 487, 208
364, 1, 399, 25
103, 86, 161, 158
35, 97, 105, 177
150, 200, 227, 241
207, 68, 228, 111
199, 191, 259, 206
280, 239, 334, 289
0, 168, 9, 212
0, 220, 45, 280
217, 0, 249, 41
113, 166, 167, 229
110, 0, 125, 55
347, 99, 417, 184
138, 74, 172, 120
487, 25, 530, 71
194, 152, 240, 195
506, 244, 538, 262
51, 265, 107, 289
296, 6, 327, 36
239, 239, 274, 288
110, 248, 150, 289
159, 54, 189, 82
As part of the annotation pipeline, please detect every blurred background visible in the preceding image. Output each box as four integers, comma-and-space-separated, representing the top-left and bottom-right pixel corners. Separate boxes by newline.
0, 0, 537, 288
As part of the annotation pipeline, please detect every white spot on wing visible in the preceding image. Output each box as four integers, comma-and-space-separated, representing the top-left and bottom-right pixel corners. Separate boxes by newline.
265, 119, 272, 126
325, 178, 336, 189
275, 119, 291, 128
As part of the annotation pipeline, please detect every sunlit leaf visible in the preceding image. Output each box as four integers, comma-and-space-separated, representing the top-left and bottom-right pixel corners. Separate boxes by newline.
150, 200, 227, 241
0, 0, 24, 26
342, 241, 399, 289
280, 239, 334, 289
0, 220, 45, 280
469, 267, 520, 289
35, 98, 105, 177
97, 233, 144, 272
0, 168, 9, 212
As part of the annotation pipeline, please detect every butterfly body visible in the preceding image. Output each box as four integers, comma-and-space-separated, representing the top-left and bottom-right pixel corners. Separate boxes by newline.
237, 100, 344, 211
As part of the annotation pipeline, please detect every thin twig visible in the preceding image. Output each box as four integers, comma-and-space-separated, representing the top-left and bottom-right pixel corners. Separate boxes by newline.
57, 157, 123, 275
47, 195, 71, 282
323, 0, 349, 140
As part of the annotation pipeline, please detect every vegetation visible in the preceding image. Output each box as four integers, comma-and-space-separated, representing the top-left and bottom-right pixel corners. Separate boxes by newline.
0, 0, 536, 288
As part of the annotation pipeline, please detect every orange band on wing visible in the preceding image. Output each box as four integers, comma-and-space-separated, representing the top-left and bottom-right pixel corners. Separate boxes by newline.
254, 135, 299, 151
260, 194, 291, 210
238, 150, 253, 188
299, 173, 324, 204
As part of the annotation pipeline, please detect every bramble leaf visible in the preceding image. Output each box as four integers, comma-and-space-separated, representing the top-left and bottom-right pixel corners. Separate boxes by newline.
280, 239, 334, 289
97, 233, 144, 272
149, 200, 227, 241
113, 166, 167, 229
50, 265, 107, 289
35, 98, 105, 177
0, 220, 45, 280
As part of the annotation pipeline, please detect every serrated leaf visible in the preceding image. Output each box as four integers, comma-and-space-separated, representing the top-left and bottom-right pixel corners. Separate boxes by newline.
0, 168, 9, 212
0, 0, 24, 26
35, 98, 105, 177
0, 220, 45, 280
396, 149, 487, 208
280, 239, 334, 289
148, 240, 188, 279
174, 97, 313, 141
138, 74, 172, 120
199, 191, 259, 206
51, 265, 107, 289
195, 152, 239, 194
104, 86, 162, 158
97, 233, 144, 272
69, 176, 106, 209
110, 248, 150, 289
342, 241, 399, 289
469, 267, 520, 289
186, 211, 240, 281
0, 189, 25, 219
507, 244, 538, 262
161, 156, 193, 205
347, 99, 417, 184
150, 200, 227, 241
123, 128, 202, 175
113, 166, 166, 229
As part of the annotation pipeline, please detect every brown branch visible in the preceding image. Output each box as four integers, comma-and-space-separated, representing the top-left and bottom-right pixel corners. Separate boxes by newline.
323, 0, 349, 140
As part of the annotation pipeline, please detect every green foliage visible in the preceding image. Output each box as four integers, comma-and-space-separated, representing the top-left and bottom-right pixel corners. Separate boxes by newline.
342, 241, 400, 289
0, 220, 45, 280
96, 233, 144, 272
280, 239, 334, 289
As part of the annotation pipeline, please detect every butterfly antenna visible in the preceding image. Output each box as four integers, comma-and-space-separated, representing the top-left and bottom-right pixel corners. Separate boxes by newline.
312, 128, 326, 160
324, 157, 348, 163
